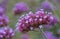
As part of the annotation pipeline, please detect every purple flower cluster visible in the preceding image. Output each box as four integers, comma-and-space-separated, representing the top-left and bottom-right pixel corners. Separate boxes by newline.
0, 1, 14, 39
0, 7, 9, 27
0, 15, 9, 27
16, 9, 58, 32
13, 2, 29, 15
0, 0, 59, 39
38, 1, 56, 11
0, 27, 14, 39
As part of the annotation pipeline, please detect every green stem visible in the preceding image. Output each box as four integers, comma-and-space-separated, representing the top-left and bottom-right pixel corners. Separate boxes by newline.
39, 26, 48, 39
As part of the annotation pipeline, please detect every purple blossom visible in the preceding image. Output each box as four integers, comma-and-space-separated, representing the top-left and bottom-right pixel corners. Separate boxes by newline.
13, 2, 29, 15
16, 9, 59, 33
0, 27, 14, 39
46, 14, 59, 25
53, 16, 59, 25
44, 31, 57, 39
39, 1, 56, 11
0, 15, 9, 27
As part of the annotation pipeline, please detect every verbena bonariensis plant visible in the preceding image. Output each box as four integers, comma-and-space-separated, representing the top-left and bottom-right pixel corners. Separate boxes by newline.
0, 7, 9, 27
0, 8, 14, 39
13, 2, 29, 15
37, 0, 56, 12
0, 15, 9, 27
0, 0, 15, 39
15, 9, 59, 39
0, 0, 59, 39
0, 27, 14, 39
16, 9, 58, 33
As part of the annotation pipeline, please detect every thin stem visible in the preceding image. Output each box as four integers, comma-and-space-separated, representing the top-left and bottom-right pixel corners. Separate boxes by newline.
39, 26, 48, 39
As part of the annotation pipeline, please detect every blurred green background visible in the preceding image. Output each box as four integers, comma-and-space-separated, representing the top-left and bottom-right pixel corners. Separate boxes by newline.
3, 0, 60, 39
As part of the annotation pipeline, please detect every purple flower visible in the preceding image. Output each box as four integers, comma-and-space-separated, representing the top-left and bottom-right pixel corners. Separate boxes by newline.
0, 15, 9, 27
53, 16, 59, 25
46, 14, 59, 25
39, 1, 56, 11
13, 2, 29, 15
16, 9, 59, 33
0, 27, 14, 39
45, 31, 57, 39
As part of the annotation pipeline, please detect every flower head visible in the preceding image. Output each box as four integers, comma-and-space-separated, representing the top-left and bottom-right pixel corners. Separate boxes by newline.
16, 9, 59, 33
0, 15, 9, 27
40, 1, 56, 11
0, 27, 14, 39
13, 2, 29, 15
